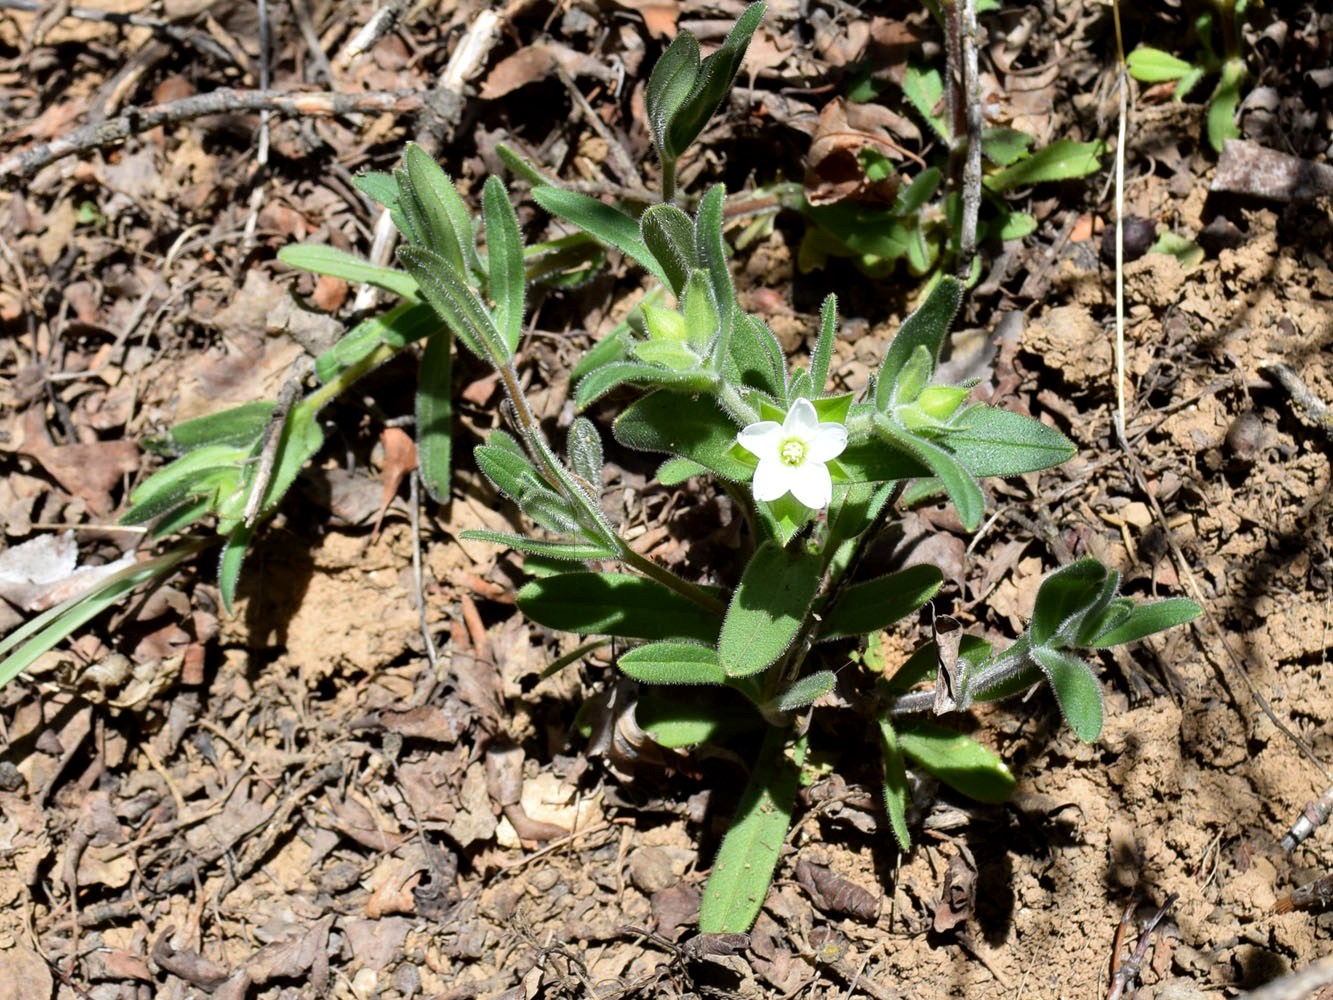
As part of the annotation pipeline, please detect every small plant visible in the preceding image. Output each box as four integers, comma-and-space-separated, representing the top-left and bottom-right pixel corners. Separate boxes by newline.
0, 4, 1200, 937
798, 14, 1106, 278
1126, 0, 1252, 152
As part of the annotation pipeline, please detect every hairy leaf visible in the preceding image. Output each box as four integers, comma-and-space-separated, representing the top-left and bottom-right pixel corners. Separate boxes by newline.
517, 572, 721, 642
719, 541, 822, 677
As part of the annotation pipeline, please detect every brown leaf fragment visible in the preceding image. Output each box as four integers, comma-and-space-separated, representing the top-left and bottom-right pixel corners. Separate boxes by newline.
1212, 139, 1333, 202
794, 859, 880, 921
16, 409, 141, 516
372, 426, 416, 538
151, 929, 232, 989
243, 914, 335, 987
932, 844, 978, 933
804, 99, 915, 207
479, 41, 618, 99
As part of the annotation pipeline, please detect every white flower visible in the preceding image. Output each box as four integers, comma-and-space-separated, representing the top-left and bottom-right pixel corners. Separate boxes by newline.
737, 398, 848, 509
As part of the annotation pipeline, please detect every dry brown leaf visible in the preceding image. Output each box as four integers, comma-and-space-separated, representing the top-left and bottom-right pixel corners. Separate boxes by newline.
0, 944, 54, 1000
372, 426, 416, 538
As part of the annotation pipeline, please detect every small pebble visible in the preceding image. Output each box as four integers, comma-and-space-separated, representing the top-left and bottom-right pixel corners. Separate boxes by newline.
1100, 216, 1157, 264
1225, 410, 1265, 463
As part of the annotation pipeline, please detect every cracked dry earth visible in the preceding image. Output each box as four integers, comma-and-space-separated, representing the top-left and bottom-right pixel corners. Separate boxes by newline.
1, 1, 1333, 998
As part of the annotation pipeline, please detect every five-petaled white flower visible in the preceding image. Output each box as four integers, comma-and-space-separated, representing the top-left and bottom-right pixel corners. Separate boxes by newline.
737, 398, 848, 509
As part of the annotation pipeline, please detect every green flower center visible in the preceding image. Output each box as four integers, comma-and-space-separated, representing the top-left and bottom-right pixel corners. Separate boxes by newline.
779, 437, 807, 467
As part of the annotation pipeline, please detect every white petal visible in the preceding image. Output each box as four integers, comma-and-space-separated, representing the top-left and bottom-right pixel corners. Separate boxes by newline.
784, 397, 820, 437
789, 461, 833, 509
807, 423, 848, 462
752, 459, 795, 502
737, 421, 782, 460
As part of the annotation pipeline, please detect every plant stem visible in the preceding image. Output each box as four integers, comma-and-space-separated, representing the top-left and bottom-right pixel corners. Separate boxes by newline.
662, 157, 677, 205
618, 545, 726, 616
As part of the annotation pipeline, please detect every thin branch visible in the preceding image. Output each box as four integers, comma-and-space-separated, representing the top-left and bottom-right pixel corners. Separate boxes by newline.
0, 88, 426, 182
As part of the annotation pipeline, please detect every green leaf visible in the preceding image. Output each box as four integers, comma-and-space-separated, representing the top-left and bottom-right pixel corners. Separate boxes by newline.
874, 416, 984, 531
474, 443, 578, 534
877, 718, 912, 851
399, 144, 478, 275
619, 642, 726, 685
646, 30, 700, 155
398, 245, 506, 364
458, 530, 613, 561
218, 520, 257, 614
831, 436, 930, 484
664, 2, 767, 160
882, 635, 992, 695
482, 175, 526, 353
121, 445, 247, 526
657, 457, 709, 485
614, 391, 752, 480
1029, 558, 1109, 646
896, 166, 942, 214
1032, 646, 1104, 741
531, 187, 672, 289
415, 328, 453, 503
1125, 46, 1193, 83
809, 294, 837, 394
495, 142, 557, 187
700, 725, 799, 933
980, 127, 1033, 167
878, 275, 962, 400
314, 301, 442, 383
719, 541, 822, 677
770, 670, 835, 713
159, 402, 274, 453
1207, 58, 1245, 153
574, 362, 716, 409
817, 564, 943, 641
636, 687, 758, 747
946, 406, 1076, 476
1088, 598, 1200, 648
985, 140, 1106, 193
277, 244, 418, 299
902, 63, 948, 139
896, 721, 1016, 804
0, 541, 206, 689
566, 417, 604, 488
641, 204, 697, 296
695, 185, 738, 360
994, 210, 1037, 241
725, 315, 786, 397
516, 572, 721, 642
354, 171, 400, 210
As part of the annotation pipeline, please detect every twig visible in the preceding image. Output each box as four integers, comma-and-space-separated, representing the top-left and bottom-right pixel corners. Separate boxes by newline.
410, 470, 440, 670
1260, 362, 1333, 442
1237, 955, 1333, 1000
0, 0, 233, 62
955, 0, 982, 277
0, 87, 425, 181
242, 361, 311, 527
1111, 0, 1130, 450
333, 0, 412, 69
1105, 893, 1178, 1000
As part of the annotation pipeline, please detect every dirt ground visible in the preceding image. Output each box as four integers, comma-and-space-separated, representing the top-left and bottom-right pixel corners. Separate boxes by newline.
2, 1, 1333, 998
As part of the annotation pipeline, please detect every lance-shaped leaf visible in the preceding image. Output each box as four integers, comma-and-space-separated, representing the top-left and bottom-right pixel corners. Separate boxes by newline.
719, 540, 822, 677
122, 443, 249, 526
1032, 646, 1104, 742
896, 721, 1016, 804
809, 294, 837, 393
877, 717, 912, 851
873, 416, 984, 531
315, 301, 442, 383
277, 244, 419, 299
416, 327, 453, 503
156, 402, 274, 453
566, 417, 603, 488
516, 572, 721, 642
399, 244, 508, 364
398, 144, 478, 274
575, 363, 717, 409
459, 530, 612, 561
614, 391, 753, 480
645, 29, 700, 157
694, 185, 736, 354
531, 187, 672, 289
218, 520, 257, 614
1087, 598, 1200, 648
725, 314, 786, 397
945, 406, 1075, 477
768, 670, 836, 713
641, 204, 696, 295
482, 175, 526, 353
618, 642, 727, 686
876, 276, 962, 406
817, 564, 943, 641
1029, 558, 1111, 646
700, 724, 799, 933
985, 140, 1106, 193
664, 2, 767, 161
